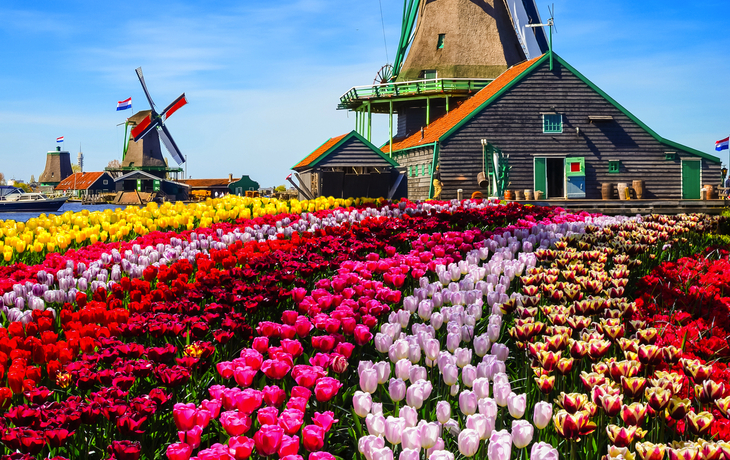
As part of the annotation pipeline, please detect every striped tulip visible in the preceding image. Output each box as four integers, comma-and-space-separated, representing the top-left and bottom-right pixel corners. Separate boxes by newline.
617, 338, 639, 354
695, 380, 725, 404
588, 339, 611, 360
552, 409, 596, 440
621, 376, 647, 399
645, 387, 672, 411
580, 372, 606, 391
668, 446, 699, 460
715, 396, 730, 417
686, 411, 714, 436
606, 424, 646, 448
696, 440, 721, 460
636, 442, 667, 460
556, 357, 574, 375
569, 340, 589, 360
600, 394, 624, 417
620, 402, 648, 426
609, 360, 641, 382
537, 351, 561, 372
534, 375, 555, 394
638, 345, 662, 366
636, 328, 658, 344
604, 446, 635, 460
661, 346, 682, 364
665, 397, 691, 420
556, 392, 588, 414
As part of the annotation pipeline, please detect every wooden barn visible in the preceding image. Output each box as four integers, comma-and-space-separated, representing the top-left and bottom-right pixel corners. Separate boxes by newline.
292, 130, 406, 200
385, 53, 721, 200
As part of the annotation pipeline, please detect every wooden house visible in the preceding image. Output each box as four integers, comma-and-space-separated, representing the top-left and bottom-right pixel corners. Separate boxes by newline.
55, 172, 115, 197
385, 53, 721, 200
292, 130, 406, 200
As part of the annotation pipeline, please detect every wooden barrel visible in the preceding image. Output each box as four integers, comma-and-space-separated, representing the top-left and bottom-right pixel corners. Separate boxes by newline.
632, 180, 645, 199
515, 190, 524, 200
524, 190, 534, 200
617, 183, 628, 200
706, 184, 714, 199
504, 190, 514, 200
477, 172, 488, 188
601, 183, 613, 200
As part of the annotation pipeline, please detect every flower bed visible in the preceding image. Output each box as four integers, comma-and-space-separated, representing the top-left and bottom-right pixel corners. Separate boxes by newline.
0, 200, 723, 460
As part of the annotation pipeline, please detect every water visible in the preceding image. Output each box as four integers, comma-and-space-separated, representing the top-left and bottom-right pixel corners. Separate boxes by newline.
0, 202, 140, 223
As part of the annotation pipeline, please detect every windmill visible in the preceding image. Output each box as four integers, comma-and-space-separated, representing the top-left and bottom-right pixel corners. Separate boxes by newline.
120, 67, 188, 175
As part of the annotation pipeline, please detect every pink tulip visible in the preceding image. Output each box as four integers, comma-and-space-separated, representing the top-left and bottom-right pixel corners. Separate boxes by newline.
389, 378, 406, 402
312, 411, 338, 432
400, 448, 420, 460
375, 361, 391, 384
314, 377, 342, 402
429, 451, 454, 460
492, 343, 509, 361
442, 364, 459, 386
430, 313, 444, 330
360, 368, 378, 393
424, 339, 440, 361
507, 393, 526, 419
427, 438, 446, 458
462, 365, 477, 387
178, 425, 203, 449
399, 405, 418, 427
533, 401, 552, 430
391, 339, 410, 361
166, 443, 193, 460
436, 401, 451, 424
473, 378, 489, 399
385, 416, 406, 445
278, 409, 305, 435
531, 442, 559, 460
487, 323, 500, 342
302, 425, 325, 452
409, 365, 427, 383
263, 385, 286, 407
474, 334, 491, 357
493, 382, 511, 407
173, 403, 197, 431
478, 398, 498, 418
447, 333, 461, 353
395, 359, 412, 381
420, 422, 440, 449
366, 413, 386, 437
511, 420, 533, 449
278, 434, 300, 457
401, 426, 421, 450
466, 414, 490, 440
372, 447, 394, 460
353, 391, 372, 417
457, 429, 480, 457
375, 333, 393, 353
408, 344, 422, 363
358, 435, 385, 460
459, 390, 478, 415
406, 381, 431, 409
220, 411, 252, 436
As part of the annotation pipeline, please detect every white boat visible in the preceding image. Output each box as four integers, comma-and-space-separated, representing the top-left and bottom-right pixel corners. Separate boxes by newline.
0, 186, 68, 213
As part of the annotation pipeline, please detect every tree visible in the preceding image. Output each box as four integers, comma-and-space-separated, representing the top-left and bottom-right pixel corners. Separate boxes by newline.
72, 164, 82, 173
0, 172, 4, 185
107, 159, 121, 169
275, 185, 287, 192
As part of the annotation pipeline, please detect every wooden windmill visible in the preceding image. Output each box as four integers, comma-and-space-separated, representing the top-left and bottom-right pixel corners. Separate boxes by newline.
338, 0, 550, 150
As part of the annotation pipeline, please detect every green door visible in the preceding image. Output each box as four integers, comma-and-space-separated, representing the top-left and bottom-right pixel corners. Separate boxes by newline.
681, 160, 701, 199
534, 158, 547, 196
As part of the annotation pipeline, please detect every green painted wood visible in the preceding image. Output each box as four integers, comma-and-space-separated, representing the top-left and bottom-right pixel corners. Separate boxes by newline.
534, 158, 547, 195
566, 157, 585, 177
682, 160, 701, 199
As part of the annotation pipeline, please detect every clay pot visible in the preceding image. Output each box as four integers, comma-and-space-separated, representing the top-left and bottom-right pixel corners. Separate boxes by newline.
525, 190, 534, 200
632, 180, 644, 199
504, 190, 514, 200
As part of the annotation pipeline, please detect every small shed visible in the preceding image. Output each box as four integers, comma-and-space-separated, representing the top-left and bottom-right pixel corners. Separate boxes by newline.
228, 175, 260, 195
55, 172, 114, 197
292, 130, 406, 199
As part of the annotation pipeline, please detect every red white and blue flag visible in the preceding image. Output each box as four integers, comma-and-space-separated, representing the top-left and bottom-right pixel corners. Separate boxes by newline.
717, 137, 730, 151
56, 136, 64, 143
117, 97, 132, 111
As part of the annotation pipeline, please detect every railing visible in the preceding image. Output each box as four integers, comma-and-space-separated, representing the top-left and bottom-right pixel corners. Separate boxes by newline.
338, 78, 494, 107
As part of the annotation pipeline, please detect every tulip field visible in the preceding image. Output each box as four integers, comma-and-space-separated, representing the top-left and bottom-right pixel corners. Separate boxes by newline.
0, 196, 728, 460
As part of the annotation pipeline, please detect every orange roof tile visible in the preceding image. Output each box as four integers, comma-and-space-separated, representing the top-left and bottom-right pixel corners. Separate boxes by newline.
383, 56, 543, 153
55, 172, 107, 191
293, 133, 348, 169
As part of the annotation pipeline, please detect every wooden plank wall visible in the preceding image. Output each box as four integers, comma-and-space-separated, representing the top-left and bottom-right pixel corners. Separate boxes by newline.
394, 146, 434, 200
317, 137, 394, 168
438, 60, 721, 200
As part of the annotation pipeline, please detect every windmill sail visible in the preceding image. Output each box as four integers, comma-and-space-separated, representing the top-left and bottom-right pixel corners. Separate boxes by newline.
135, 67, 157, 110
508, 0, 544, 59
158, 124, 185, 165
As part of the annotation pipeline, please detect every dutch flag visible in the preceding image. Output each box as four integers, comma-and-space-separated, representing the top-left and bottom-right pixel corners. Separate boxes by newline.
56, 136, 64, 143
117, 97, 132, 111
717, 137, 730, 152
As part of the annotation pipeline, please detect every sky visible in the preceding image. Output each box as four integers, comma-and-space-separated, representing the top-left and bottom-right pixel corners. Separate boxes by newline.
1, 0, 729, 187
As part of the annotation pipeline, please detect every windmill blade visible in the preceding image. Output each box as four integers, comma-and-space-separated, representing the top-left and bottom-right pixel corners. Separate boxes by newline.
130, 114, 159, 141
158, 124, 185, 165
548, 3, 558, 33
161, 93, 188, 122
135, 67, 157, 111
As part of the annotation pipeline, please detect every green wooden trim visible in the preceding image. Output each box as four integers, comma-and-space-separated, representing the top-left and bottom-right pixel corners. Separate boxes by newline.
427, 53, 719, 164
429, 143, 440, 198
534, 157, 547, 195
608, 160, 620, 174
565, 157, 585, 177
293, 130, 400, 170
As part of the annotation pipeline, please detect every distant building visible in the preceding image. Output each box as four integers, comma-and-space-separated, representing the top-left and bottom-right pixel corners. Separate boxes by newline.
39, 147, 73, 186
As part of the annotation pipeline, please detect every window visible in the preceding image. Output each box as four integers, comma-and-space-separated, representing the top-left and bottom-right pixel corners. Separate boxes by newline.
543, 114, 563, 133
437, 34, 445, 49
103, 180, 108, 185
421, 70, 437, 80
426, 163, 431, 176
608, 160, 620, 174
665, 152, 676, 160
408, 165, 413, 177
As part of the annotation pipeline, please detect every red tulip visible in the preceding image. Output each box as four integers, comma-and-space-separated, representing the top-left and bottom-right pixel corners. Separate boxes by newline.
302, 425, 325, 452
108, 440, 142, 460
278, 408, 305, 435
312, 411, 338, 432
254, 424, 285, 456
314, 377, 343, 402
166, 442, 193, 460
278, 434, 300, 457
263, 385, 286, 407
228, 436, 255, 460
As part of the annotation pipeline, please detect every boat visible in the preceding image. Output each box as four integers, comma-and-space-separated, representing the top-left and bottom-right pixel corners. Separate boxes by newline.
0, 186, 68, 212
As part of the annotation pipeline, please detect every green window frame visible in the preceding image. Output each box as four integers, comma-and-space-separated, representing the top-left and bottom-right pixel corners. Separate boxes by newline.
408, 165, 412, 177
608, 160, 620, 174
426, 163, 431, 176
422, 70, 437, 80
543, 114, 563, 133
437, 34, 445, 49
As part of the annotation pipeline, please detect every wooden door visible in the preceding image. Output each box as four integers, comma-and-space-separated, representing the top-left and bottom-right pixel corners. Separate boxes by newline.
681, 160, 701, 199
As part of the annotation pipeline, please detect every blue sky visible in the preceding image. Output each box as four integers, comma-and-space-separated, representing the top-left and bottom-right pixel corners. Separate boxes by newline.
1, 0, 729, 187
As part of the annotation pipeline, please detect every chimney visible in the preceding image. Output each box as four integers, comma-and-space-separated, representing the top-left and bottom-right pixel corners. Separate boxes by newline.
228, 173, 233, 182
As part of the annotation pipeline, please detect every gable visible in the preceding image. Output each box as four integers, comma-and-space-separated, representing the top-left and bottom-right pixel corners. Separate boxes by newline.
294, 131, 398, 171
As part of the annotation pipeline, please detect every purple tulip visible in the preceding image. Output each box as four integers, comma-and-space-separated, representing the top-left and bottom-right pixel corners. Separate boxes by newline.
473, 377, 490, 399
359, 435, 385, 460
473, 334, 491, 357
375, 361, 391, 384
389, 378, 406, 402
395, 359, 412, 381
436, 401, 451, 424
457, 429, 480, 457
446, 333, 461, 353
401, 427, 421, 450
492, 343, 509, 361
409, 365, 427, 383
493, 382, 511, 407
375, 333, 393, 353
511, 420, 534, 449
479, 397, 497, 418
466, 413, 490, 440
391, 339, 409, 362
399, 449, 420, 460
424, 338, 440, 361
429, 451, 454, 460
454, 347, 472, 368
462, 365, 477, 387
406, 381, 431, 409
430, 312, 444, 330
372, 447, 394, 460
397, 309, 411, 328
408, 344, 421, 364
459, 390, 478, 415
487, 323, 500, 342
442, 364, 459, 386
